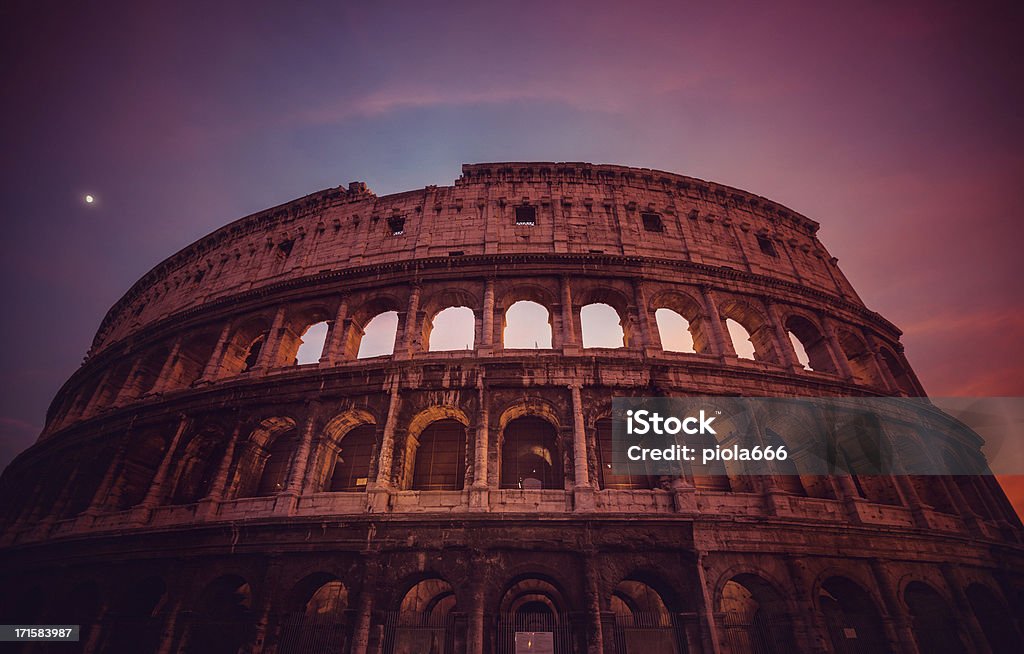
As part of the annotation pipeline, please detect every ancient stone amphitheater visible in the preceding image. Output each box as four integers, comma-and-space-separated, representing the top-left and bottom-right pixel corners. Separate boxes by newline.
1, 163, 1022, 654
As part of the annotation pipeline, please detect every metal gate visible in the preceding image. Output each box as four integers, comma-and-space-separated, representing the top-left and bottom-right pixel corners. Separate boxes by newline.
496, 613, 575, 654
720, 611, 796, 654
383, 611, 458, 654
610, 612, 687, 654
276, 613, 349, 654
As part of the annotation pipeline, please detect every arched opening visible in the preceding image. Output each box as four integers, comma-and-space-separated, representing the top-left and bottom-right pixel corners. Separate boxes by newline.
833, 414, 901, 505
837, 330, 885, 387
277, 574, 349, 654
115, 429, 171, 509
763, 428, 807, 496
61, 452, 115, 518
255, 428, 299, 496
611, 579, 681, 653
880, 348, 917, 395
388, 578, 458, 654
427, 306, 475, 351
328, 424, 377, 492
504, 300, 552, 349
88, 359, 135, 412
50, 581, 102, 654
596, 418, 653, 489
410, 419, 467, 491
501, 417, 563, 489
169, 426, 227, 504
172, 332, 219, 387
966, 583, 1024, 653
580, 303, 625, 348
819, 577, 890, 654
294, 321, 329, 365
232, 417, 298, 499
498, 577, 571, 653
726, 319, 756, 360
356, 311, 399, 359
904, 582, 967, 654
785, 315, 837, 373
183, 575, 255, 654
719, 575, 797, 654
103, 576, 167, 654
655, 308, 697, 353
242, 335, 265, 372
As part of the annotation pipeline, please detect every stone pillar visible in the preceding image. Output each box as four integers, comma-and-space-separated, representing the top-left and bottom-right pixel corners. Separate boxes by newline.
583, 554, 604, 654
869, 559, 922, 654
631, 278, 659, 350
153, 592, 188, 654
148, 337, 183, 394
467, 552, 487, 654
784, 556, 832, 654
199, 320, 234, 382
137, 414, 191, 512
821, 317, 856, 382
699, 286, 731, 359
471, 382, 490, 509
321, 297, 349, 365
284, 404, 319, 496
396, 284, 422, 358
255, 306, 288, 370
694, 553, 723, 654
767, 301, 801, 370
82, 427, 133, 517
197, 421, 243, 518
251, 562, 281, 653
482, 278, 496, 349
569, 384, 591, 488
560, 275, 580, 350
111, 356, 147, 405
351, 557, 380, 654
940, 564, 994, 653
369, 382, 401, 511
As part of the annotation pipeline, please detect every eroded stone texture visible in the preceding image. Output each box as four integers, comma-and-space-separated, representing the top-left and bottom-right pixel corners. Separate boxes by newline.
0, 163, 1021, 653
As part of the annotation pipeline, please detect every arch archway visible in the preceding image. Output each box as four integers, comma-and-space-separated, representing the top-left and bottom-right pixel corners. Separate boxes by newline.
904, 581, 967, 654
386, 578, 458, 654
580, 302, 626, 349
819, 576, 891, 654
103, 576, 166, 654
409, 418, 468, 491
183, 575, 255, 654
504, 300, 553, 349
277, 574, 349, 654
718, 574, 796, 654
501, 416, 563, 489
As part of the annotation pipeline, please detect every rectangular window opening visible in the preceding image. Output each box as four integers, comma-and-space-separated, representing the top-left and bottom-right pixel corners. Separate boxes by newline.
757, 234, 778, 257
387, 216, 406, 236
515, 205, 537, 225
641, 212, 665, 232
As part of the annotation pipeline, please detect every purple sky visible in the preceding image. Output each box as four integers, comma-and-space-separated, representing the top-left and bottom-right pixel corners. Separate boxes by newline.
2, 0, 1022, 506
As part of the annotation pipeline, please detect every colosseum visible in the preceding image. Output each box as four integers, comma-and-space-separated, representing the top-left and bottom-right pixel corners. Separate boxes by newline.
1, 162, 1022, 654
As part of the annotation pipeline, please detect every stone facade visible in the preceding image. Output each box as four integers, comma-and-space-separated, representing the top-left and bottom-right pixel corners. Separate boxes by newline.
0, 162, 1022, 653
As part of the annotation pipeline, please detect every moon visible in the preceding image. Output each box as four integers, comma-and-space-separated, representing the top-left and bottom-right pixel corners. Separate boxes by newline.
84, 194, 95, 204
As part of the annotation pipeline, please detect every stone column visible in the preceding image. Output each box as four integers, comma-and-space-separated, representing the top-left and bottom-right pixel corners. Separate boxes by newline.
569, 384, 590, 488
481, 278, 496, 350
869, 559, 922, 654
560, 275, 580, 350
583, 554, 605, 654
631, 278, 659, 350
766, 300, 801, 370
467, 552, 487, 654
255, 306, 288, 370
82, 427, 133, 518
137, 414, 191, 513
940, 564, 992, 653
396, 284, 422, 358
199, 320, 235, 382
320, 297, 349, 365
821, 317, 856, 382
784, 556, 832, 654
111, 356, 146, 405
694, 553, 723, 654
369, 382, 401, 512
699, 286, 731, 359
197, 421, 243, 518
351, 557, 380, 654
149, 337, 184, 394
284, 404, 319, 496
470, 382, 490, 509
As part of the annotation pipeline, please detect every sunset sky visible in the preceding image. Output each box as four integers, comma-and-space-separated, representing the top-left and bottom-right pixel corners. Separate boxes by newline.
1, 1, 1022, 510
